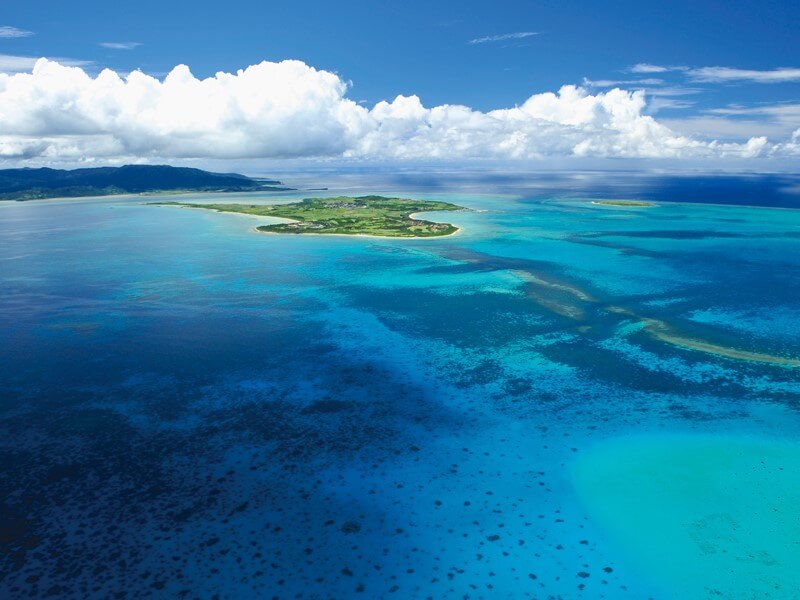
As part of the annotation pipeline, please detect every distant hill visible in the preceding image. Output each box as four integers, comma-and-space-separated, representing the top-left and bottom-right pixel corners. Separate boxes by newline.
0, 165, 293, 200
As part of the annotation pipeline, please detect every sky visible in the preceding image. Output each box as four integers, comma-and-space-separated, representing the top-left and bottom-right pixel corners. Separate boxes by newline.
1, 0, 799, 168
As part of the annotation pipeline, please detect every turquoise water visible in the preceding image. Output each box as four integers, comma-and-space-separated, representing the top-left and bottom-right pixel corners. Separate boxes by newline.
1, 180, 800, 598
573, 434, 800, 599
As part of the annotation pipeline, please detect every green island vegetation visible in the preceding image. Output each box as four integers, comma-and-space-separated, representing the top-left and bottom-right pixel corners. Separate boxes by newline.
154, 195, 465, 237
0, 165, 292, 201
592, 199, 655, 207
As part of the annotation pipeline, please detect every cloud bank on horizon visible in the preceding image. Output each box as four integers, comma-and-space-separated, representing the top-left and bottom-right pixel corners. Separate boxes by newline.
0, 58, 798, 164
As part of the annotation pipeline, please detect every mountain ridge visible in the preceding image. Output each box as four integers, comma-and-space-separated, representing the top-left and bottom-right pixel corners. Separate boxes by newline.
0, 164, 292, 200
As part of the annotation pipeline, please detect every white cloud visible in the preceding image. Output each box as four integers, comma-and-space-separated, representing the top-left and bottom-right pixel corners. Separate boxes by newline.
0, 26, 33, 38
0, 58, 793, 163
0, 54, 92, 74
630, 63, 688, 74
661, 116, 792, 141
708, 103, 800, 120
584, 77, 664, 87
0, 59, 371, 160
469, 32, 538, 44
641, 86, 702, 113
629, 64, 800, 84
662, 103, 800, 141
319, 89, 791, 159
689, 66, 800, 83
645, 86, 702, 97
741, 136, 769, 157
765, 127, 800, 159
99, 42, 142, 50
647, 97, 696, 112
0, 54, 40, 73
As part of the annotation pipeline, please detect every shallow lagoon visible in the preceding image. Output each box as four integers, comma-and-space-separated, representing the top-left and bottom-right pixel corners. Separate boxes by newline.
574, 434, 800, 599
1, 175, 799, 598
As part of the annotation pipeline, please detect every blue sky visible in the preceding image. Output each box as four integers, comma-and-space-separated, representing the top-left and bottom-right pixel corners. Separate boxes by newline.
1, 0, 799, 165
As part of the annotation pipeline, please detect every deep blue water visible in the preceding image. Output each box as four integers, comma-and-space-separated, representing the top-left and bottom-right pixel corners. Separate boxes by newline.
275, 168, 800, 209
1, 173, 800, 599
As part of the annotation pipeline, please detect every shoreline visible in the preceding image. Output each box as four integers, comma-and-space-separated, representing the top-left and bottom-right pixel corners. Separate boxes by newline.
249, 208, 464, 239
165, 203, 298, 224
250, 225, 462, 240
159, 202, 464, 239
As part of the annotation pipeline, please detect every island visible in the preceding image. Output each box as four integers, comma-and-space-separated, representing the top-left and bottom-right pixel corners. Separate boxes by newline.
154, 195, 465, 238
0, 165, 292, 200
592, 200, 655, 207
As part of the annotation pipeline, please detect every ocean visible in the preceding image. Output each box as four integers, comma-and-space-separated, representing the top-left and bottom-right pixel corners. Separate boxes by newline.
1, 171, 799, 598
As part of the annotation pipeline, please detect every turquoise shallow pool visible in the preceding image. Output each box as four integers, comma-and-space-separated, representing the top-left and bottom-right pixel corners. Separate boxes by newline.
1, 176, 799, 598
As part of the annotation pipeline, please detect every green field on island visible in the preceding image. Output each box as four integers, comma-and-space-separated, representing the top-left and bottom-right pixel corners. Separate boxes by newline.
154, 195, 464, 237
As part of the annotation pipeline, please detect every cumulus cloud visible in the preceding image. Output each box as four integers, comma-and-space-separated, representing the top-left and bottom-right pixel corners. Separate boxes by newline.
0, 26, 33, 38
0, 58, 793, 162
357, 86, 709, 159
0, 59, 371, 160
469, 32, 538, 44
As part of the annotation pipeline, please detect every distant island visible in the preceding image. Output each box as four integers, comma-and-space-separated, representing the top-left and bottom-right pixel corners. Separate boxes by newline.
592, 200, 655, 207
0, 165, 293, 200
154, 195, 465, 238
